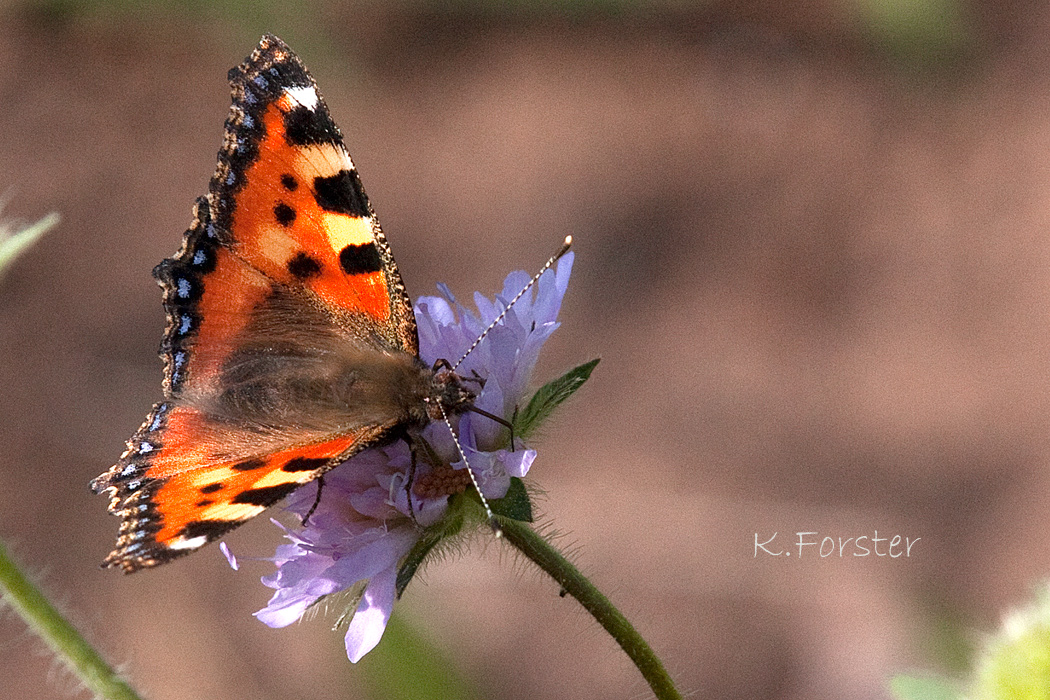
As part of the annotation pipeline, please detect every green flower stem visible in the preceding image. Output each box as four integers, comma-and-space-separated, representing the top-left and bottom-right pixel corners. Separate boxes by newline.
0, 541, 144, 700
498, 518, 684, 700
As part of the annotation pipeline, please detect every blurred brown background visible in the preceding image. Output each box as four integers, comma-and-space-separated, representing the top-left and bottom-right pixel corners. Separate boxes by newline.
3, 1, 1050, 698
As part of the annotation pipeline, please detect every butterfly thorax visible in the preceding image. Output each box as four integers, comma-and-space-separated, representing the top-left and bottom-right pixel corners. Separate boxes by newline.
423, 364, 476, 422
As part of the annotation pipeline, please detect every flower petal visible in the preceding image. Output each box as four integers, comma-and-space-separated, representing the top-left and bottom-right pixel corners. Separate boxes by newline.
255, 557, 342, 628
344, 565, 398, 663
500, 447, 537, 478
219, 542, 239, 571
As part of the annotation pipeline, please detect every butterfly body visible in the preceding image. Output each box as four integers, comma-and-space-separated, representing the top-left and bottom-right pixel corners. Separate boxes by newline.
92, 35, 474, 572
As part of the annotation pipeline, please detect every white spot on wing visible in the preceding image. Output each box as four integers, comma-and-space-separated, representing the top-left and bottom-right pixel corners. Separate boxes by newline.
285, 85, 319, 110
168, 535, 208, 551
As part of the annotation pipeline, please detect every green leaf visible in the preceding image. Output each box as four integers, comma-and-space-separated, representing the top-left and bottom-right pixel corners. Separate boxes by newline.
489, 477, 532, 523
515, 358, 599, 439
0, 213, 59, 279
889, 675, 961, 700
396, 529, 445, 599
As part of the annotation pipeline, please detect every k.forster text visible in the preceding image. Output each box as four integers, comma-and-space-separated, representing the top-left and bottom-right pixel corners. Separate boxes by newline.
753, 531, 920, 558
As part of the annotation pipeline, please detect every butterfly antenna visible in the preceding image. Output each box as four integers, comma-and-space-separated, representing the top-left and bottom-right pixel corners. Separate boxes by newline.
438, 402, 502, 537
451, 236, 572, 371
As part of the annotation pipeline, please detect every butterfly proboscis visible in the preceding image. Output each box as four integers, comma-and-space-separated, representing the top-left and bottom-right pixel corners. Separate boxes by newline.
413, 235, 574, 535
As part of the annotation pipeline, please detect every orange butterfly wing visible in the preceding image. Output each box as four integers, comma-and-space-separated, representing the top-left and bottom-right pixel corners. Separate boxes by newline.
93, 36, 423, 572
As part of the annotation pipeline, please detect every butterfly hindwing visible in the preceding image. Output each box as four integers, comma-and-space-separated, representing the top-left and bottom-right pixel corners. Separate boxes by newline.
95, 404, 394, 570
93, 35, 425, 572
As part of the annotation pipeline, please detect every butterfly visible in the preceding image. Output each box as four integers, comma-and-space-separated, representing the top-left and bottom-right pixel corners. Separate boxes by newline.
91, 35, 478, 573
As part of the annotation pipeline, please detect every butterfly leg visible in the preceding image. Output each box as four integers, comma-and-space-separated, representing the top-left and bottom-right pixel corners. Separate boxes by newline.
302, 475, 325, 526
405, 438, 420, 522
466, 405, 517, 451
466, 369, 486, 388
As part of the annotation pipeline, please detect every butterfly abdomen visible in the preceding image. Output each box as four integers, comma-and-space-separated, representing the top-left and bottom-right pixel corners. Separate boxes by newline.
201, 343, 439, 437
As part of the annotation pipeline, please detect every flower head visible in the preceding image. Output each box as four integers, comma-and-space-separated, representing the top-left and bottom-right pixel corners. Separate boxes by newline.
233, 253, 574, 662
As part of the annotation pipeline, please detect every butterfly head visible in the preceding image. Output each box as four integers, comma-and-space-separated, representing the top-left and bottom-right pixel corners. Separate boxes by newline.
424, 361, 476, 422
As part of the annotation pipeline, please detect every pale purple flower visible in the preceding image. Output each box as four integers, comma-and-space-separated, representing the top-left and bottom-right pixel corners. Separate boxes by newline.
230, 253, 573, 662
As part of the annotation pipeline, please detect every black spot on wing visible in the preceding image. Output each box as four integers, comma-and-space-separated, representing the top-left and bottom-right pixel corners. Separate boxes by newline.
339, 244, 382, 275
287, 251, 323, 279
313, 171, 369, 218
232, 482, 299, 506
179, 519, 240, 542
196, 499, 215, 507
274, 202, 297, 226
232, 458, 266, 471
200, 483, 224, 494
284, 105, 341, 146
283, 457, 329, 472
281, 173, 298, 191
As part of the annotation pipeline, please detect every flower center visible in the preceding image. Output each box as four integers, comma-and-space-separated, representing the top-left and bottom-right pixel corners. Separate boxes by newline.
412, 465, 473, 499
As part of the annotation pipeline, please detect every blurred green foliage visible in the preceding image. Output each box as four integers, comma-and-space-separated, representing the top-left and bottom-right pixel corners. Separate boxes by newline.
894, 585, 1050, 700
971, 586, 1050, 700
18, 0, 977, 69
856, 0, 973, 65
21, 0, 327, 53
891, 674, 961, 700
923, 594, 977, 676
0, 213, 59, 281
357, 612, 481, 700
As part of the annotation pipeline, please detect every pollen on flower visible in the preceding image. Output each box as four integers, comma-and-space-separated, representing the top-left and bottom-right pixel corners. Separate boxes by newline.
413, 465, 473, 498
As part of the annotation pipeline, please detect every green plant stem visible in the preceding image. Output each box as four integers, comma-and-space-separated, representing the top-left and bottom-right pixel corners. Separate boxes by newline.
0, 541, 144, 700
498, 518, 684, 700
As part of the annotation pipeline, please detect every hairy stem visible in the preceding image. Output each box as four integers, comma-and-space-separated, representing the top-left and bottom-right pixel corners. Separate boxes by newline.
0, 541, 144, 700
